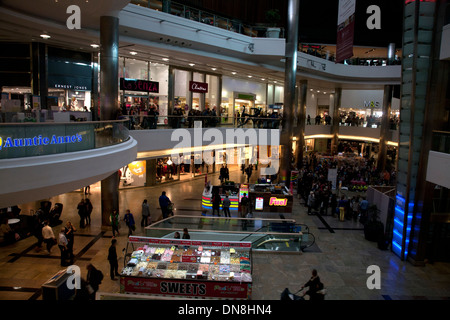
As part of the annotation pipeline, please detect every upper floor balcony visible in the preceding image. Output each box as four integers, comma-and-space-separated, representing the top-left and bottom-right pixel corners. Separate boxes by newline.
0, 120, 137, 207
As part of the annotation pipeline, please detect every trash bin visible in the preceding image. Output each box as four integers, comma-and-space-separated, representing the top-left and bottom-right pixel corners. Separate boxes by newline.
41, 269, 75, 300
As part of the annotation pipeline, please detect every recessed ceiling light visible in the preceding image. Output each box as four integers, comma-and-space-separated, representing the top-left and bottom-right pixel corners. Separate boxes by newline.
261, 78, 265, 81
231, 72, 237, 75
130, 51, 137, 55
90, 44, 99, 48
248, 75, 252, 78
189, 63, 195, 67
162, 58, 169, 61
211, 68, 217, 71
40, 34, 51, 39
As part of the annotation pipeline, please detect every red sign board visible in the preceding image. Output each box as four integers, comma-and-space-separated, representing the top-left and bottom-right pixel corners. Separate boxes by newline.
121, 277, 251, 299
120, 78, 159, 93
189, 81, 208, 93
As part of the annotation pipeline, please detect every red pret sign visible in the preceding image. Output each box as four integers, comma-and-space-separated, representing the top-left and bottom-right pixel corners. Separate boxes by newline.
189, 81, 208, 93
121, 277, 251, 299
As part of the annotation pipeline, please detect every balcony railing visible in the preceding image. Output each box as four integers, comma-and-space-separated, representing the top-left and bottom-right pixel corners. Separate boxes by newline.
0, 120, 130, 159
130, 0, 284, 38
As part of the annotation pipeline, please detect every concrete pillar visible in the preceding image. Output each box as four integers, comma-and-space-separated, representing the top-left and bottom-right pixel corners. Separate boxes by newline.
99, 15, 119, 121
146, 159, 157, 186
331, 88, 342, 155
377, 85, 393, 172
100, 14, 120, 226
295, 80, 307, 169
279, 0, 300, 185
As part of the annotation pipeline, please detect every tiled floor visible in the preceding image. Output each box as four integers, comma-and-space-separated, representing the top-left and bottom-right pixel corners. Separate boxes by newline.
1, 167, 449, 300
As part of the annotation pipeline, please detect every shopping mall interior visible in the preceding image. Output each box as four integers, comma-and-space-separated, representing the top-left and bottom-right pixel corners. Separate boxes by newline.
0, 0, 449, 304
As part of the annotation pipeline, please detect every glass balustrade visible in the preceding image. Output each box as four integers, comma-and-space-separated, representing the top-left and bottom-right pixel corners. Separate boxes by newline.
0, 120, 130, 159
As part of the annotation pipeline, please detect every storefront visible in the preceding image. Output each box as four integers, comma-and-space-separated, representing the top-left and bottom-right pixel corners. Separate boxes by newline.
173, 69, 220, 114
120, 57, 169, 125
120, 236, 252, 299
221, 76, 270, 124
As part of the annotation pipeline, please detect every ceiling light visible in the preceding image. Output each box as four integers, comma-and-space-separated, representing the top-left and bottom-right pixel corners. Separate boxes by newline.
90, 44, 99, 48
261, 78, 265, 81
248, 75, 252, 78
231, 72, 237, 75
189, 63, 195, 67
130, 51, 137, 55
211, 68, 217, 71
40, 34, 51, 39
162, 58, 169, 61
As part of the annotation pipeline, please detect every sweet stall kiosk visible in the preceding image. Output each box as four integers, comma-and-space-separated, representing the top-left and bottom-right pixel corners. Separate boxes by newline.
120, 236, 253, 299
249, 184, 293, 217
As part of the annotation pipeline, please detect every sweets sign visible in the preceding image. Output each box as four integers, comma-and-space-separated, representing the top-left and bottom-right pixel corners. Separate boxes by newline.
121, 277, 251, 299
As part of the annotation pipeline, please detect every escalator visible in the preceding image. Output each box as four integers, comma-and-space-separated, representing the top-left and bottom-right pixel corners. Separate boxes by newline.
240, 223, 316, 253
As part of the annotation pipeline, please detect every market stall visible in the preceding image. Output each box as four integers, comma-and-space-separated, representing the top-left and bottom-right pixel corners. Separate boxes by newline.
202, 182, 240, 212
120, 236, 252, 299
249, 184, 293, 215
202, 182, 293, 216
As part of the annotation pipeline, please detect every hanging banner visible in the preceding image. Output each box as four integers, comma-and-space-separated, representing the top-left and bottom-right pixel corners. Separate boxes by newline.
336, 0, 356, 63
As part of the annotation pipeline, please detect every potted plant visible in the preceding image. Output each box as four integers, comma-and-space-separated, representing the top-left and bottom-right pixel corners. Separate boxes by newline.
265, 9, 281, 38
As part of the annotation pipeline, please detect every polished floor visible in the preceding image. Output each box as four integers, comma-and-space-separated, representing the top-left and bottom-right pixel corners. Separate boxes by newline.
1, 167, 449, 300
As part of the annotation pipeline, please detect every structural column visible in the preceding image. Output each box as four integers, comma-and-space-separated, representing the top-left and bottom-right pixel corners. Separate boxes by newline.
330, 88, 341, 155
295, 80, 307, 169
377, 85, 393, 172
100, 14, 120, 226
146, 159, 157, 186
279, 0, 300, 185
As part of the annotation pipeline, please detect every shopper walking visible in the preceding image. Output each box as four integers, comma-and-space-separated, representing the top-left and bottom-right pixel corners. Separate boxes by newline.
141, 199, 151, 227
32, 214, 44, 252
212, 192, 221, 216
42, 220, 56, 254
77, 199, 87, 228
124, 209, 136, 236
107, 239, 120, 280
110, 209, 120, 237
307, 192, 315, 215
58, 227, 69, 266
240, 193, 249, 218
64, 221, 76, 264
84, 198, 93, 226
222, 195, 231, 218
159, 191, 171, 220
86, 264, 103, 300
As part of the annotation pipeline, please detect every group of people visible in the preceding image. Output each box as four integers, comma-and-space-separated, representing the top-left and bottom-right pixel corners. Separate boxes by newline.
31, 217, 77, 267
76, 198, 93, 229
307, 114, 332, 125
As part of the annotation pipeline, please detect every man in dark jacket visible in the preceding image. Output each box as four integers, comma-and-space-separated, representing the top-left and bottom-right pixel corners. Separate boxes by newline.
159, 191, 171, 219
86, 264, 103, 300
300, 269, 324, 300
108, 239, 120, 280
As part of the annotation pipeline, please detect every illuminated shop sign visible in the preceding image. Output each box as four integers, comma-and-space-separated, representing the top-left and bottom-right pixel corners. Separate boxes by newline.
269, 197, 288, 206
189, 81, 208, 93
54, 84, 88, 90
0, 134, 82, 151
120, 78, 159, 93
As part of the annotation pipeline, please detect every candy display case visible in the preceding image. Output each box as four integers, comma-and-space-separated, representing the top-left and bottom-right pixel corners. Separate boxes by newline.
120, 236, 253, 299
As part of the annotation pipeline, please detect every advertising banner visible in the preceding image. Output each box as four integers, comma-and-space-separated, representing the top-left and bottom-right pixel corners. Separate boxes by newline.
336, 0, 356, 63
